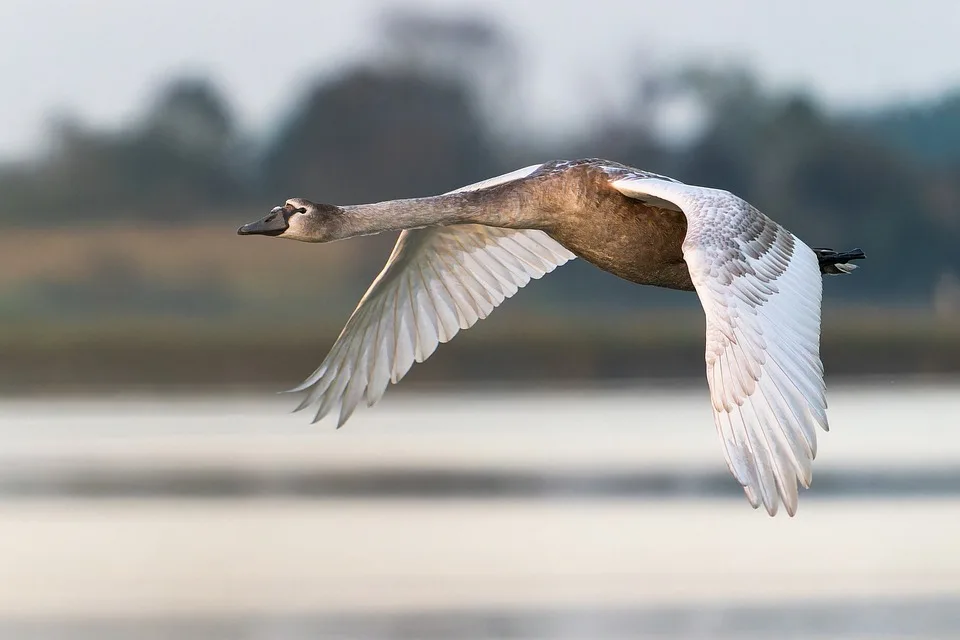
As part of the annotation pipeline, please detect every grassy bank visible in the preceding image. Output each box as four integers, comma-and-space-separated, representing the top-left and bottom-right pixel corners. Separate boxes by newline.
3, 309, 959, 393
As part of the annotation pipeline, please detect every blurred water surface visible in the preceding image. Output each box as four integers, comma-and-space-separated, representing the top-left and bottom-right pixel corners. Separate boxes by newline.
1, 381, 958, 639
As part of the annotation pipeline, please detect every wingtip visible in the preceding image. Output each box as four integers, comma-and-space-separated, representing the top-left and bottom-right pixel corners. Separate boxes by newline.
291, 395, 312, 414
336, 411, 353, 429
283, 379, 316, 394
309, 406, 328, 425
783, 491, 799, 517
743, 485, 762, 510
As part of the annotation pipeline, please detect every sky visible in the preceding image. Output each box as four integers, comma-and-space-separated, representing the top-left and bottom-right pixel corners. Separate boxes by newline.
3, 0, 960, 159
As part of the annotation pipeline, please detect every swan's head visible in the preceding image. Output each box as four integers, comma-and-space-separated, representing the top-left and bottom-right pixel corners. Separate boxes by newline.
237, 198, 343, 242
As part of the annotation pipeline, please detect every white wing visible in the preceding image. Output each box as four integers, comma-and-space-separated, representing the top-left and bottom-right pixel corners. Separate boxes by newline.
289, 164, 575, 427
611, 176, 828, 516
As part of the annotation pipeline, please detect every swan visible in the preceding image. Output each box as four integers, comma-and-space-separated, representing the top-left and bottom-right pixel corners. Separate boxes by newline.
238, 158, 865, 515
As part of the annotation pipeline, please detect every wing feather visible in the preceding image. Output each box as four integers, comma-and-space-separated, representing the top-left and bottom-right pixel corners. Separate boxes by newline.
611, 176, 828, 516
290, 164, 575, 427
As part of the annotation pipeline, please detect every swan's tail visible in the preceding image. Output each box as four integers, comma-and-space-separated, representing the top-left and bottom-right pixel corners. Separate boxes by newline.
814, 247, 866, 275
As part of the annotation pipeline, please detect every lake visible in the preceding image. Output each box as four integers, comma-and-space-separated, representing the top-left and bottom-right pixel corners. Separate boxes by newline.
0, 381, 958, 638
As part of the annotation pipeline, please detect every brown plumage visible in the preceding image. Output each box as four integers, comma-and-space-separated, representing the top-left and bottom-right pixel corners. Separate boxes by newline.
511, 161, 694, 290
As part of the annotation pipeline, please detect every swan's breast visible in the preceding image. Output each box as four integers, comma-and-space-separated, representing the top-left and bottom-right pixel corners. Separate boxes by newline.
534, 167, 695, 291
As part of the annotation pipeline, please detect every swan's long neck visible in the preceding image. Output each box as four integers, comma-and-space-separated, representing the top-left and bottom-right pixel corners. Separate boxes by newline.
333, 189, 535, 239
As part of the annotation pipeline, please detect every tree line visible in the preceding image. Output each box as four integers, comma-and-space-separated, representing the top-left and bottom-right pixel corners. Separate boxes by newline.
1, 11, 958, 306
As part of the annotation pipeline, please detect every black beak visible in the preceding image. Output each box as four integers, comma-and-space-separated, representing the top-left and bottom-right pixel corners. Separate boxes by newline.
237, 207, 289, 236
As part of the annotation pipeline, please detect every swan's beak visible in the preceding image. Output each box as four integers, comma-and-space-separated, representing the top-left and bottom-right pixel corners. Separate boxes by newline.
237, 207, 288, 236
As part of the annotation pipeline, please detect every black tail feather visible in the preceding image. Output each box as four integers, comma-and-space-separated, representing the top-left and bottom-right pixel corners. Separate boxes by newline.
814, 247, 866, 275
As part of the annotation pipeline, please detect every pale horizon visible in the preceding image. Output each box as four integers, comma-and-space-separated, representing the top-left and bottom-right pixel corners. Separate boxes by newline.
3, 0, 960, 159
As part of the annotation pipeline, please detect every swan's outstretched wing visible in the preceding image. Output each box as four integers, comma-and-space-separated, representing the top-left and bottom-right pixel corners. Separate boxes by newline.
611, 176, 827, 516
289, 164, 575, 427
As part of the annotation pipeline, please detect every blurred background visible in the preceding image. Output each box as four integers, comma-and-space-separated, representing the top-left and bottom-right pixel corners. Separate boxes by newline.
2, 0, 960, 638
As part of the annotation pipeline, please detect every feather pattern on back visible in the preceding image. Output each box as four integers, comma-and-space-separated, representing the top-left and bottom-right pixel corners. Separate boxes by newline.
610, 176, 828, 516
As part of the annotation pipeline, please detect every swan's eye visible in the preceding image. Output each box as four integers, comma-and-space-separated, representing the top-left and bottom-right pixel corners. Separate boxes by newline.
296, 207, 307, 214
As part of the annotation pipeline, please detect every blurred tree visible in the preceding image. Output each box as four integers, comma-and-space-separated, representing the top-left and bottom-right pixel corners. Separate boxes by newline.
853, 91, 960, 166
672, 65, 770, 196
261, 66, 495, 203
142, 78, 234, 160
377, 9, 520, 135
261, 11, 520, 202
0, 78, 245, 222
121, 77, 246, 217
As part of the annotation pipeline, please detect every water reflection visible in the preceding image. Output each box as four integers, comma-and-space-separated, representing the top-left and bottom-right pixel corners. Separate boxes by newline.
1, 383, 958, 639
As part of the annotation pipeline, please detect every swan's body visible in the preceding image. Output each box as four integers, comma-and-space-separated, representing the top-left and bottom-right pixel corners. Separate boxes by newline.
238, 158, 865, 516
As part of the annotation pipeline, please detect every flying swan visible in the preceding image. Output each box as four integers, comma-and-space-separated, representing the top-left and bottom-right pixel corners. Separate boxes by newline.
238, 158, 865, 516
